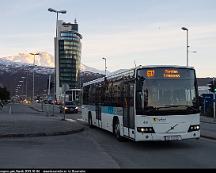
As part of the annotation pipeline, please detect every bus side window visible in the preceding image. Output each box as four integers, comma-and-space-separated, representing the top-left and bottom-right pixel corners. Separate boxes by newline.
83, 86, 90, 105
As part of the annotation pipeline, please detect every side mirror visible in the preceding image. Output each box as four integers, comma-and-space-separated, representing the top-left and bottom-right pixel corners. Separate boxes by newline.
136, 76, 145, 82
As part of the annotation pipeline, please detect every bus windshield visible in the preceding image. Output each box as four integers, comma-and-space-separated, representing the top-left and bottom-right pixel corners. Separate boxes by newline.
136, 68, 200, 115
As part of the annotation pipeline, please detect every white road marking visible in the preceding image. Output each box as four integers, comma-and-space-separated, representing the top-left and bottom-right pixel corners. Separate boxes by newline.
77, 118, 85, 122
66, 119, 76, 122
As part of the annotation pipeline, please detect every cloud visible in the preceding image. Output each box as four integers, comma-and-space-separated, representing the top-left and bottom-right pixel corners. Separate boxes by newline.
83, 23, 216, 58
2, 52, 54, 67
81, 23, 216, 77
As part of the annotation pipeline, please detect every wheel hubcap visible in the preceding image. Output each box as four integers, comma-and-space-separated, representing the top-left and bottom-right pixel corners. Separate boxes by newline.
115, 123, 119, 137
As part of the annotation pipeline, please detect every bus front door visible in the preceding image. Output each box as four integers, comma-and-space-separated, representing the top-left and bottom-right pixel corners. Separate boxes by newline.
96, 104, 102, 128
123, 83, 135, 138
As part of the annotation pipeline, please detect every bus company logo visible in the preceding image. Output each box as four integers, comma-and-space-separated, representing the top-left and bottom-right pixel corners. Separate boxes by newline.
153, 117, 166, 122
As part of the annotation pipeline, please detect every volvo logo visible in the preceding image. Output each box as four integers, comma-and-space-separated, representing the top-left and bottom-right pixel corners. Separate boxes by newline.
166, 124, 179, 133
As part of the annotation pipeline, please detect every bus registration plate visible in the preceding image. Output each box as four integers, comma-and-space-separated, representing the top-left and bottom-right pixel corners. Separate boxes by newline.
164, 135, 181, 141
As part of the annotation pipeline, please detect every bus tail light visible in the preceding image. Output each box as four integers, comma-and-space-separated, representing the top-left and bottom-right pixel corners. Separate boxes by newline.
188, 125, 200, 132
137, 127, 155, 133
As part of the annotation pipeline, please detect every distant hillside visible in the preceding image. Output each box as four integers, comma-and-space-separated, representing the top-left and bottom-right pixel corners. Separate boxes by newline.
0, 58, 105, 97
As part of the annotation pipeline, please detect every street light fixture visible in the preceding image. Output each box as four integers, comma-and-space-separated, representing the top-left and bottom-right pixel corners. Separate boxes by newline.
102, 57, 107, 77
181, 27, 189, 67
30, 52, 39, 102
48, 8, 67, 103
48, 8, 66, 14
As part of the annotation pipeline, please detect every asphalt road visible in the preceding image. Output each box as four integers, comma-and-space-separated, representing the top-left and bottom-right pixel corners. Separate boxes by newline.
80, 123, 216, 168
0, 104, 216, 168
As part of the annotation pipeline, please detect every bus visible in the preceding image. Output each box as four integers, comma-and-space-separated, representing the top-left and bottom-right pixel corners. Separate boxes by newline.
82, 65, 200, 141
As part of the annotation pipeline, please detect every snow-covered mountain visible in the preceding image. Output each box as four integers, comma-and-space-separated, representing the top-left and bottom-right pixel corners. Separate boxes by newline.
80, 64, 110, 75
1, 52, 54, 67
0, 54, 106, 97
0, 58, 54, 75
0, 52, 110, 75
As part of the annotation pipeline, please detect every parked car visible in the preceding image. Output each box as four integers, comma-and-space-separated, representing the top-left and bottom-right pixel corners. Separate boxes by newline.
59, 101, 79, 113
43, 100, 49, 104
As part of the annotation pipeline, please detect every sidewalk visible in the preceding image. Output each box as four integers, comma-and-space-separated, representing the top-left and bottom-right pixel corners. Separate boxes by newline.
200, 116, 216, 140
0, 104, 84, 138
29, 102, 60, 114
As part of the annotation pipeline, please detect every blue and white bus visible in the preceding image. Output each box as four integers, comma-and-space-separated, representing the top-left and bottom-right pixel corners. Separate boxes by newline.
82, 65, 200, 141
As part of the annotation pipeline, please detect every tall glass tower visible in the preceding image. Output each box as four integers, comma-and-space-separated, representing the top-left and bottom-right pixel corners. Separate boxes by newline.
55, 19, 82, 100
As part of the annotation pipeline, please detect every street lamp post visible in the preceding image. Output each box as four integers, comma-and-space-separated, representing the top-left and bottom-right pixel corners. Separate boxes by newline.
48, 8, 67, 101
48, 8, 66, 38
30, 52, 39, 102
181, 27, 189, 67
48, 8, 67, 116
102, 57, 107, 77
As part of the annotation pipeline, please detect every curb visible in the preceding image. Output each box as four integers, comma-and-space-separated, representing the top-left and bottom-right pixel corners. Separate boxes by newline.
201, 129, 216, 140
0, 127, 85, 139
200, 120, 216, 125
29, 106, 43, 112
201, 134, 216, 140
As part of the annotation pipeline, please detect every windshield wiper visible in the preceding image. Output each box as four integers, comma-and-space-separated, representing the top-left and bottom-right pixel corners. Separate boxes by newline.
145, 106, 157, 112
184, 105, 198, 111
156, 105, 198, 111
146, 105, 183, 111
156, 105, 181, 110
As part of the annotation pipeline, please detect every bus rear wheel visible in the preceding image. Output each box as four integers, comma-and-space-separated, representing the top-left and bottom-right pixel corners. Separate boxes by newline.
88, 112, 93, 128
114, 119, 124, 141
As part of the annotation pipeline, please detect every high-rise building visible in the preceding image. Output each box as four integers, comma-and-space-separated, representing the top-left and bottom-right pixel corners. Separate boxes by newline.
55, 19, 82, 100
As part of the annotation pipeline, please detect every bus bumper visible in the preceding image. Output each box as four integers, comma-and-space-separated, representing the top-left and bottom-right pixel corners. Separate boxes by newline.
135, 131, 200, 142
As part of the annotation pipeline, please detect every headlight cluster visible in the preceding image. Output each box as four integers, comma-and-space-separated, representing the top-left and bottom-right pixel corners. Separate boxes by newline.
64, 107, 69, 110
137, 127, 155, 133
188, 125, 200, 132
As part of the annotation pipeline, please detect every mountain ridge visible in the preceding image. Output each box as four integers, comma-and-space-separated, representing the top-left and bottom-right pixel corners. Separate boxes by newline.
0, 56, 105, 97
0, 53, 212, 98
0, 52, 109, 75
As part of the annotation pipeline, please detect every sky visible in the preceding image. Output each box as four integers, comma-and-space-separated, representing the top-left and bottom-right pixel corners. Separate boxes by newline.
0, 0, 216, 77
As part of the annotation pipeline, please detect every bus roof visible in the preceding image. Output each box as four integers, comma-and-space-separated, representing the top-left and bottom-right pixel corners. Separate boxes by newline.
83, 65, 195, 87
138, 65, 194, 70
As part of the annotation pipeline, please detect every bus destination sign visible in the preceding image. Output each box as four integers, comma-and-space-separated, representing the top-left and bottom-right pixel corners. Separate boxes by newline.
163, 69, 181, 78
141, 67, 194, 79
146, 69, 155, 78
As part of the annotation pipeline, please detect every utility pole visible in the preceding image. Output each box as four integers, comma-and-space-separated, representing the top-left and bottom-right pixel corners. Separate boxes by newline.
181, 27, 189, 67
48, 74, 51, 96
48, 8, 67, 116
213, 78, 216, 120
102, 57, 107, 77
29, 52, 39, 102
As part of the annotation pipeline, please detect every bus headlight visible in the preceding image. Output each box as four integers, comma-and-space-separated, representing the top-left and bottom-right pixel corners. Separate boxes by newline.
137, 127, 155, 133
188, 125, 200, 132
64, 107, 69, 110
75, 107, 79, 110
